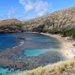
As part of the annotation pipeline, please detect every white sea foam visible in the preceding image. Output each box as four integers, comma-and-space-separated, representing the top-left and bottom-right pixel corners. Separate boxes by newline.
19, 41, 24, 46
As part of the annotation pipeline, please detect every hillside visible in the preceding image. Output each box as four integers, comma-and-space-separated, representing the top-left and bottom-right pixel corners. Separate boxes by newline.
0, 19, 23, 33
23, 7, 75, 38
0, 19, 21, 26
24, 7, 75, 29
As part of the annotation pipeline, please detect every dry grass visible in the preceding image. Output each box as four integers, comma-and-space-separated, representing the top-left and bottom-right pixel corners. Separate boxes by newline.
13, 59, 75, 75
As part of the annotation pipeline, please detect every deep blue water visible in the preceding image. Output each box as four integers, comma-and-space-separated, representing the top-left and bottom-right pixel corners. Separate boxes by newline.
0, 33, 20, 52
21, 33, 59, 50
0, 33, 59, 52
0, 33, 61, 75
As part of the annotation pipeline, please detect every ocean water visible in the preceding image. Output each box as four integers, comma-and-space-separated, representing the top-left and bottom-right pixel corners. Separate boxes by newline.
0, 33, 61, 75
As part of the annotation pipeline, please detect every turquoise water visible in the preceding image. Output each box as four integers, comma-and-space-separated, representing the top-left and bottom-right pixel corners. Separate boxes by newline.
24, 49, 49, 56
0, 68, 8, 74
0, 68, 21, 75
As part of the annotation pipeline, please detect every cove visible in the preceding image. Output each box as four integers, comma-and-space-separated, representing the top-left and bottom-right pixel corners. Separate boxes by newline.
0, 33, 64, 75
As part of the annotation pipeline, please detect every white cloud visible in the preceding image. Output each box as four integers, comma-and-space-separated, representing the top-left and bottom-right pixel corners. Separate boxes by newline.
5, 7, 18, 19
25, 1, 34, 12
35, 0, 49, 16
19, 0, 34, 12
19, 0, 50, 17
19, 0, 25, 5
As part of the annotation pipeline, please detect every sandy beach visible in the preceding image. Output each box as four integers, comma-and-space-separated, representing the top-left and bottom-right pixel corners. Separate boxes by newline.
41, 33, 75, 59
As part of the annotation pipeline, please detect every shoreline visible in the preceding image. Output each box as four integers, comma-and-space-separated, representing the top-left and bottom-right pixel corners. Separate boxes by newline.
40, 33, 75, 59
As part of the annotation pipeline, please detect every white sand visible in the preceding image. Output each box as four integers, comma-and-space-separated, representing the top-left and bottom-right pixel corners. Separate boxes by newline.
41, 33, 75, 59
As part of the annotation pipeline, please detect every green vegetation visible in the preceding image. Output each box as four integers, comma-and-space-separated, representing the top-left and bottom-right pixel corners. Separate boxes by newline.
32, 27, 75, 38
45, 28, 75, 38
32, 24, 45, 33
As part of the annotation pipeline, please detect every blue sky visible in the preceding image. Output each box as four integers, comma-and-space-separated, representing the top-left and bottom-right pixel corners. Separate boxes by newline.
0, 0, 75, 20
